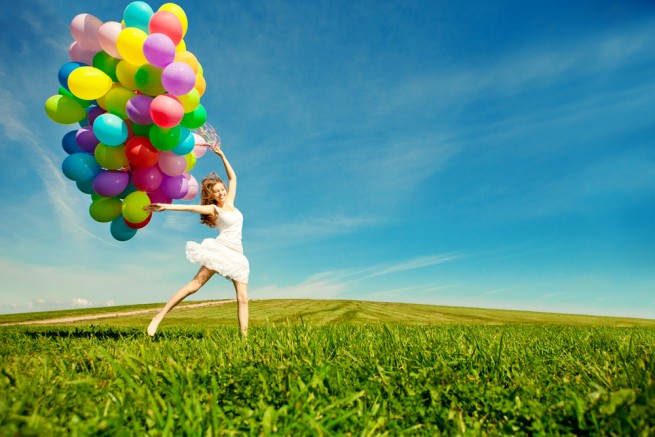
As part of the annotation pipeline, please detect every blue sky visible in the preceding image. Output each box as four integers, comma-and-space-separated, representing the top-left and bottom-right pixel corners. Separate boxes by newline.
0, 0, 653, 318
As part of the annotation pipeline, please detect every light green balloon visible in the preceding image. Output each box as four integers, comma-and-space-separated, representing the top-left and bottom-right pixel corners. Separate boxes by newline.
122, 191, 151, 223
105, 86, 135, 119
89, 197, 122, 222
95, 143, 128, 170
45, 95, 87, 124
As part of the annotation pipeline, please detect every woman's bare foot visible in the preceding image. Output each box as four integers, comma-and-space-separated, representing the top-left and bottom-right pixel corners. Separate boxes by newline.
147, 313, 163, 337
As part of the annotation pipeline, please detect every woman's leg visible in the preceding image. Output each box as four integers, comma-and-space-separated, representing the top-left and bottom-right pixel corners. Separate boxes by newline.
232, 280, 249, 336
147, 266, 215, 336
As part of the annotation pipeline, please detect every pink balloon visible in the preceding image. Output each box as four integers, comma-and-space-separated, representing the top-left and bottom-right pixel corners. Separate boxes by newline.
161, 62, 196, 96
150, 95, 184, 128
143, 33, 176, 68
158, 151, 187, 176
70, 14, 103, 52
69, 42, 97, 65
182, 173, 199, 200
148, 11, 183, 46
193, 145, 208, 158
98, 21, 123, 59
132, 166, 163, 192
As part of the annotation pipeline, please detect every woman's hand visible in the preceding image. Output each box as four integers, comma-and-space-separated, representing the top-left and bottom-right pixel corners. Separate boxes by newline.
211, 143, 225, 157
144, 203, 166, 212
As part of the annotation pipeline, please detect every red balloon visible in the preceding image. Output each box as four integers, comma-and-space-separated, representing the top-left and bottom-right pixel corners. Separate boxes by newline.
148, 11, 183, 46
125, 136, 159, 168
124, 213, 152, 229
150, 95, 184, 128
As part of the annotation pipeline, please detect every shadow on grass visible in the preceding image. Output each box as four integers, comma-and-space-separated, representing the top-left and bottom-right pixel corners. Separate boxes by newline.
18, 326, 210, 341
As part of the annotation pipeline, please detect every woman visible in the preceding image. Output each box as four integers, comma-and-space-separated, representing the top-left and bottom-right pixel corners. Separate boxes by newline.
144, 145, 249, 337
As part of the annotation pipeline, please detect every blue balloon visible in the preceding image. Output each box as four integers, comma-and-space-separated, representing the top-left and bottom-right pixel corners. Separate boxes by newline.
61, 153, 101, 182
76, 177, 96, 195
171, 127, 194, 155
58, 62, 87, 91
93, 114, 128, 146
123, 1, 154, 32
62, 130, 83, 154
110, 216, 137, 241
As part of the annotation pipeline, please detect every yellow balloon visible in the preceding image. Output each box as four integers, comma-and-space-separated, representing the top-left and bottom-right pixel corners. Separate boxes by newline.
197, 63, 203, 76
68, 66, 113, 100
185, 151, 196, 172
116, 28, 148, 66
176, 39, 186, 53
177, 88, 200, 112
116, 60, 139, 90
159, 3, 188, 36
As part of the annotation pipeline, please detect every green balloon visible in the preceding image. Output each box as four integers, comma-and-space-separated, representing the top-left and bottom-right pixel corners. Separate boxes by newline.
58, 86, 92, 108
180, 104, 207, 129
45, 95, 87, 124
134, 64, 165, 96
132, 123, 152, 137
95, 143, 128, 170
122, 191, 151, 223
105, 87, 134, 119
149, 125, 181, 151
89, 197, 122, 222
93, 51, 120, 82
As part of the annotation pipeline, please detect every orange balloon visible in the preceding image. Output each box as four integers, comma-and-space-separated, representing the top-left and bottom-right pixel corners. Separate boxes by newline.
194, 74, 206, 97
174, 51, 198, 74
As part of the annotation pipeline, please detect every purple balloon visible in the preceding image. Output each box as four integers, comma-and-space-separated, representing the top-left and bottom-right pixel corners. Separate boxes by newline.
161, 62, 196, 96
93, 171, 130, 197
161, 174, 188, 199
87, 106, 106, 125
126, 95, 154, 125
143, 33, 176, 68
76, 126, 100, 153
132, 166, 163, 192
148, 186, 173, 204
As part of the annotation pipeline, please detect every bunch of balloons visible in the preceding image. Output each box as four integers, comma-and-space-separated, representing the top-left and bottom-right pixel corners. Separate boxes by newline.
45, 2, 211, 241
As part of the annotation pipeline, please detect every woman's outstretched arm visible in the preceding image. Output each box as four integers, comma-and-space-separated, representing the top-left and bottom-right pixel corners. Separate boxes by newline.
144, 203, 215, 214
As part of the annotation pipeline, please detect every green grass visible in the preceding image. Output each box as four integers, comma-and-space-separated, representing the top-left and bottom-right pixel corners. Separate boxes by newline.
1, 300, 654, 435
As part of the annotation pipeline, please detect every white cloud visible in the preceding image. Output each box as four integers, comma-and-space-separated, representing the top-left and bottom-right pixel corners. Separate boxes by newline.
72, 298, 94, 307
105, 300, 115, 306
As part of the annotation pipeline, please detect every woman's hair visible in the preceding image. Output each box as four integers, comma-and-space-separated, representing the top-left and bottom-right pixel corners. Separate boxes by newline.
199, 173, 226, 228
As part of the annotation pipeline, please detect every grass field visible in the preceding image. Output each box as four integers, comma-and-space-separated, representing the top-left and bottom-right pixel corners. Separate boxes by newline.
1, 299, 654, 435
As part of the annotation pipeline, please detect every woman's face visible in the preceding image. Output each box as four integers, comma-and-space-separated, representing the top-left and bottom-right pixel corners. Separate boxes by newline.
212, 183, 227, 203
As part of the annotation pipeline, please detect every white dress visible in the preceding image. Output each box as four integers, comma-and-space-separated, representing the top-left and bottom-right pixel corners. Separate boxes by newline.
185, 205, 250, 284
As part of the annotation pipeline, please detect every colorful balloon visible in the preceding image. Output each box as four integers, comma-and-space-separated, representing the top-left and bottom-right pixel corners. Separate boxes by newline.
150, 94, 183, 128
148, 10, 183, 45
159, 3, 188, 36
171, 127, 194, 155
70, 14, 103, 51
76, 126, 100, 153
161, 62, 196, 96
98, 21, 123, 59
90, 197, 123, 222
143, 33, 176, 68
111, 216, 138, 241
125, 136, 159, 168
95, 143, 128, 170
122, 191, 151, 223
123, 1, 154, 32
93, 170, 130, 197
124, 213, 152, 229
126, 95, 154, 125
116, 60, 139, 90
180, 104, 206, 129
116, 27, 148, 66
134, 64, 165, 96
93, 51, 120, 82
161, 174, 188, 199
68, 66, 113, 100
158, 150, 187, 176
45, 95, 87, 124
149, 124, 181, 151
62, 153, 101, 182
182, 173, 199, 200
93, 114, 128, 146
132, 166, 163, 192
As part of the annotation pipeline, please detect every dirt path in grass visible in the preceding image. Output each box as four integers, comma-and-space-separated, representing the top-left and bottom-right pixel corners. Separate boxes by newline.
0, 300, 236, 326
